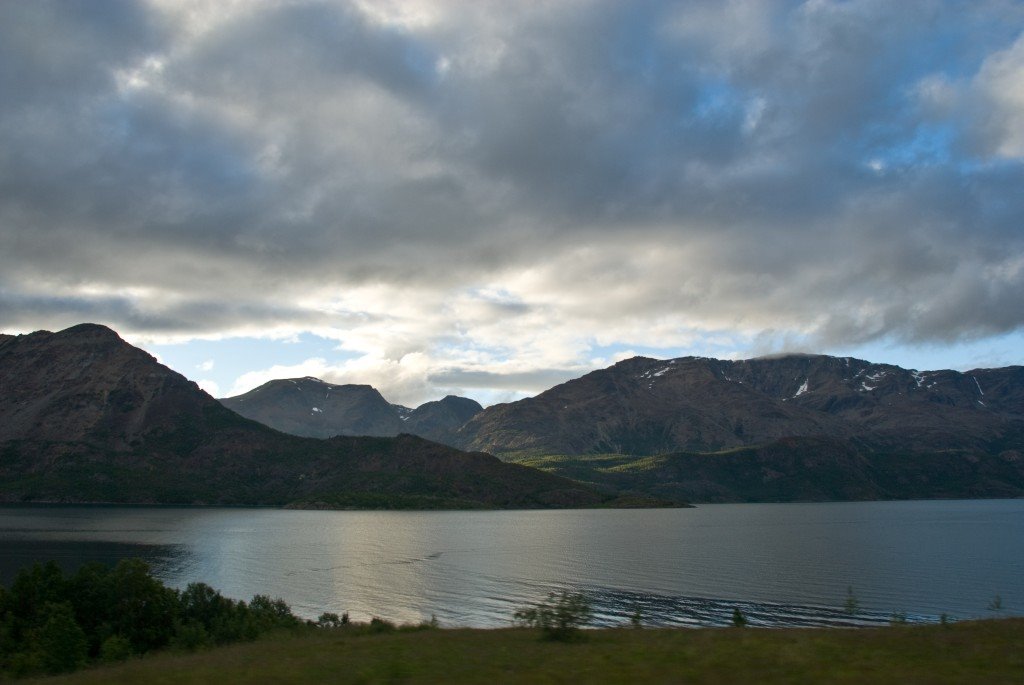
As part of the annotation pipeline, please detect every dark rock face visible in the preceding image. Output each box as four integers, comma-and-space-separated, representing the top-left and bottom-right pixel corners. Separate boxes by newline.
458, 354, 1024, 458
221, 379, 404, 438
480, 354, 1024, 501
0, 323, 222, 451
0, 325, 603, 508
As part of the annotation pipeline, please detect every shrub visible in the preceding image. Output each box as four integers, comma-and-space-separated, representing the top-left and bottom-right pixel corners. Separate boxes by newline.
99, 634, 134, 663
317, 612, 344, 628
514, 591, 592, 642
171, 620, 212, 651
732, 607, 747, 627
249, 595, 300, 632
369, 617, 396, 633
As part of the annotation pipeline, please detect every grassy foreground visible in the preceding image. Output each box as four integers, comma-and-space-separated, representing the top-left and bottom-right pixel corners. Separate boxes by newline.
24, 618, 1024, 685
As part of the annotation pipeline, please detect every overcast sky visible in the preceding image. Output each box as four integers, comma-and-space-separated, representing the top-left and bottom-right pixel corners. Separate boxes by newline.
2, 0, 1023, 406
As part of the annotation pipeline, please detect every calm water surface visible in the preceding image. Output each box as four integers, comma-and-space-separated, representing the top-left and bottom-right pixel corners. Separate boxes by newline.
1, 500, 1021, 628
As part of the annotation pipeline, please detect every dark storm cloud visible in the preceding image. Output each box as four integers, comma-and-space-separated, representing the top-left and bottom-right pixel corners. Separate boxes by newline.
0, 0, 1022, 356
0, 287, 340, 336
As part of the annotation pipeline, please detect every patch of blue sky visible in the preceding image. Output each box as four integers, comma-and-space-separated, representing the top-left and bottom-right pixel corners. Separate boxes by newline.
832, 329, 1024, 373
142, 333, 356, 396
691, 78, 746, 126
588, 328, 1024, 375
874, 122, 957, 169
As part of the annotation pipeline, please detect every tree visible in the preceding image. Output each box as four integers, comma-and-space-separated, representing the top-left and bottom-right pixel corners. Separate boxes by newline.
248, 595, 300, 632
317, 612, 344, 628
105, 559, 179, 652
514, 591, 592, 642
36, 603, 87, 674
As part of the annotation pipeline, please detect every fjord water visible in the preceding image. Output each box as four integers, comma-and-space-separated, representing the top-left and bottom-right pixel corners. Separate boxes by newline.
1, 500, 1021, 628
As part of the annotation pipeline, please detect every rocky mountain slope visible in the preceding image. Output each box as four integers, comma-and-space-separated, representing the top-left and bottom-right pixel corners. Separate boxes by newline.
221, 378, 404, 439
402, 395, 484, 444
459, 354, 1024, 457
464, 354, 1024, 501
222, 382, 483, 443
0, 324, 602, 508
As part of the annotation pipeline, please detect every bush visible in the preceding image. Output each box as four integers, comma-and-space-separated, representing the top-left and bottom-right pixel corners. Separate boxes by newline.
317, 612, 345, 628
99, 634, 134, 663
249, 595, 300, 631
369, 617, 396, 633
514, 591, 592, 642
171, 620, 213, 651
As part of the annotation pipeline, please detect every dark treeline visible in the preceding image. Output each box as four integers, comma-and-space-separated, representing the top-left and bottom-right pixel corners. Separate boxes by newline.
0, 560, 304, 677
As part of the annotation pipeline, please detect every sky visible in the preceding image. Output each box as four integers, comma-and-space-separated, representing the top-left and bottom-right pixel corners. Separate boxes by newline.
2, 0, 1024, 407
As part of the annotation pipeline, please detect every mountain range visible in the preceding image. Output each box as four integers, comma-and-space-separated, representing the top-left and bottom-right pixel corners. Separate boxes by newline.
3, 323, 1023, 505
460, 354, 1024, 501
458, 354, 1024, 456
221, 379, 481, 445
217, 353, 1024, 502
0, 324, 602, 509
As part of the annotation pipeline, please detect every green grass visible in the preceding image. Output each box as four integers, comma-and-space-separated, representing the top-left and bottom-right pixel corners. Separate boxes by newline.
24, 618, 1024, 685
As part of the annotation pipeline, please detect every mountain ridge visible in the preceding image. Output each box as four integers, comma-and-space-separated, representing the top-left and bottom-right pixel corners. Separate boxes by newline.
456, 353, 1024, 457
221, 381, 483, 443
0, 324, 604, 509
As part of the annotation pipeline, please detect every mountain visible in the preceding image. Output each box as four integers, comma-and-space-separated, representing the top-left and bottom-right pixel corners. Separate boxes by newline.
403, 395, 484, 444
458, 354, 1024, 501
221, 382, 482, 444
392, 403, 414, 421
0, 324, 604, 509
221, 378, 404, 439
459, 354, 1024, 456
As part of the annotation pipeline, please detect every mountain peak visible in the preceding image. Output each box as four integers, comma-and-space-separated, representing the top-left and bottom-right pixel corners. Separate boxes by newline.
56, 323, 124, 343
222, 378, 401, 438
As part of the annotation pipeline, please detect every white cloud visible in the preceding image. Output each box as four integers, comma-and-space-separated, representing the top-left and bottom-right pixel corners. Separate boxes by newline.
972, 33, 1024, 158
196, 378, 220, 396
